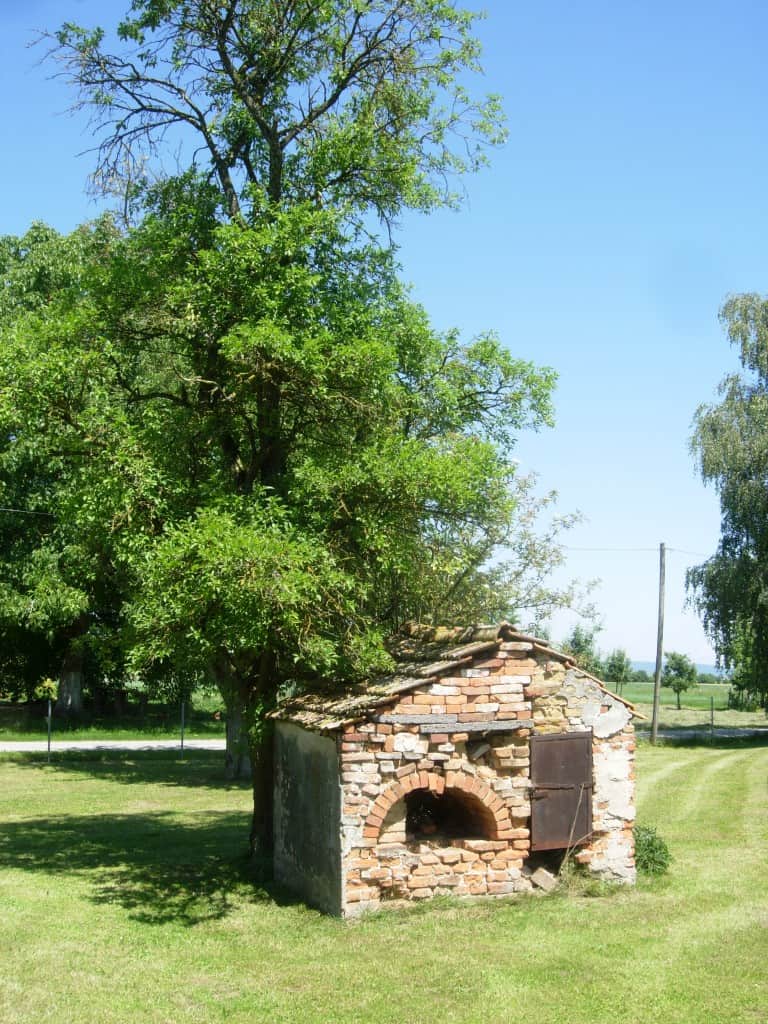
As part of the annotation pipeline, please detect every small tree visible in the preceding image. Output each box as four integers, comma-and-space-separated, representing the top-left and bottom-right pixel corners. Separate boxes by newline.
662, 651, 698, 710
560, 624, 604, 678
603, 648, 632, 686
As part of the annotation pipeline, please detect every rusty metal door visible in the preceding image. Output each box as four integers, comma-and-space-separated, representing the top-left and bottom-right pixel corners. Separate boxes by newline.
530, 732, 593, 851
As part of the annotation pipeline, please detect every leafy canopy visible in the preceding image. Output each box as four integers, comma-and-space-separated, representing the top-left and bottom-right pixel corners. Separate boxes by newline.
688, 293, 768, 704
0, 198, 557, 710
48, 0, 507, 223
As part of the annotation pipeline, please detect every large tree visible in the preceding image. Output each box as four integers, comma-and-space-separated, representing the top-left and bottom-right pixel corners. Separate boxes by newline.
1, 1, 578, 856
49, 0, 506, 224
0, 196, 555, 849
688, 294, 768, 706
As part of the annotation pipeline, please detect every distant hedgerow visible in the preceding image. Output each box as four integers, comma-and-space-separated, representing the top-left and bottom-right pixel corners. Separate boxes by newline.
634, 824, 672, 876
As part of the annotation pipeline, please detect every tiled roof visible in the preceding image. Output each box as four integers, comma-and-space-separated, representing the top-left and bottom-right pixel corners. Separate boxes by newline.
271, 623, 638, 733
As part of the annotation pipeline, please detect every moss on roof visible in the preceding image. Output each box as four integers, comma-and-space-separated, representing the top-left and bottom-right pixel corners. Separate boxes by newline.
271, 622, 638, 732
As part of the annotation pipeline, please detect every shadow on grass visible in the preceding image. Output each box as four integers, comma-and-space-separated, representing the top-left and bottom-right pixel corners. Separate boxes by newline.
0, 750, 306, 925
0, 748, 243, 791
0, 805, 301, 926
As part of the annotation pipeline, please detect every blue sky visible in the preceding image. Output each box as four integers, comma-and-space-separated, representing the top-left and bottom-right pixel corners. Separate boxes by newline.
4, 0, 766, 662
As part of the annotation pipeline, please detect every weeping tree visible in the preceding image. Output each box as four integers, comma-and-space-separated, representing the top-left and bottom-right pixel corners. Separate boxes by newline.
0, 0, 586, 855
688, 294, 768, 707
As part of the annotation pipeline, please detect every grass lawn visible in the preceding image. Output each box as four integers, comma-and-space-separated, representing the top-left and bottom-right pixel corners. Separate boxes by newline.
0, 741, 766, 1024
0, 696, 226, 742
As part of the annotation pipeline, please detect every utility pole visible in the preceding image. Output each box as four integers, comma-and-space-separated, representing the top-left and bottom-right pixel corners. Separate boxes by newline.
650, 542, 665, 745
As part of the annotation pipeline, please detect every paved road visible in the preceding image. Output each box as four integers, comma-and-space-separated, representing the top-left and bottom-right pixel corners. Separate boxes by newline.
2, 729, 765, 753
636, 727, 768, 741
0, 738, 226, 753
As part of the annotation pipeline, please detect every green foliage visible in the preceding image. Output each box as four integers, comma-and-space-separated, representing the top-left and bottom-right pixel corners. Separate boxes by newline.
727, 682, 764, 713
631, 668, 651, 683
48, 1, 508, 224
560, 624, 604, 677
0, 202, 564, 720
633, 823, 672, 876
32, 677, 58, 702
128, 500, 393, 689
696, 672, 720, 685
661, 651, 698, 709
603, 648, 632, 684
688, 293, 768, 705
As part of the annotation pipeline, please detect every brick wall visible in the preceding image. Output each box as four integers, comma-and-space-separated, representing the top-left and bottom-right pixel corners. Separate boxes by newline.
339, 640, 636, 916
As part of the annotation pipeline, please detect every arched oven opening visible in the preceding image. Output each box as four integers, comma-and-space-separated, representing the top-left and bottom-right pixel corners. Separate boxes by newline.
405, 787, 497, 844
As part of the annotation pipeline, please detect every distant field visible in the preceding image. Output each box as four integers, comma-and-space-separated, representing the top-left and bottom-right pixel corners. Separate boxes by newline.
608, 680, 731, 708
0, 742, 766, 1023
604, 680, 767, 730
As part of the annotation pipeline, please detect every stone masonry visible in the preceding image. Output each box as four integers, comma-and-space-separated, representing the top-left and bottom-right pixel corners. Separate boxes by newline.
273, 625, 638, 917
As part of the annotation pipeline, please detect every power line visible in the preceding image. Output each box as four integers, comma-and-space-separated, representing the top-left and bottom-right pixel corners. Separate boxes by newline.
563, 546, 658, 552
562, 545, 708, 557
0, 507, 54, 517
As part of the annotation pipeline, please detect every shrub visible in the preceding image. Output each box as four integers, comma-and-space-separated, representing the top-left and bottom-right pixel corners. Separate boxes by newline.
634, 824, 671, 876
33, 677, 58, 702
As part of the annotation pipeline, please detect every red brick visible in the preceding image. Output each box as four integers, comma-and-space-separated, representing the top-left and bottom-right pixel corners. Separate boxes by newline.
346, 886, 378, 902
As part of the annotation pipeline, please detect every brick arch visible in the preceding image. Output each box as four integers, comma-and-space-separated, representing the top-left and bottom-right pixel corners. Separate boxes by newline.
363, 769, 513, 841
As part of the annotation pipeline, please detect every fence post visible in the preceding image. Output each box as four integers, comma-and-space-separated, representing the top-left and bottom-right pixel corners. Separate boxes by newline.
180, 699, 185, 759
710, 695, 714, 743
47, 697, 52, 764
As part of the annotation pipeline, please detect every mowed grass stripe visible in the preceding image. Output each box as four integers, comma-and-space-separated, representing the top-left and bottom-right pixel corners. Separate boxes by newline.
664, 748, 757, 839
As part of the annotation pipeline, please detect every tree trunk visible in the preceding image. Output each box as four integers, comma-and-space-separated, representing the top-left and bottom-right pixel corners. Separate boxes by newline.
248, 721, 275, 865
676, 689, 681, 710
224, 701, 252, 781
55, 650, 83, 716
211, 658, 276, 867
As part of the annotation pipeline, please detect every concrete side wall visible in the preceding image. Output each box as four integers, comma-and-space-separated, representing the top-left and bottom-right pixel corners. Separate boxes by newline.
274, 722, 342, 915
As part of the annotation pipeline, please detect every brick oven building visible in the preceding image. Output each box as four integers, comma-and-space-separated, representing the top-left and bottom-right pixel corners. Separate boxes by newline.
271, 623, 638, 916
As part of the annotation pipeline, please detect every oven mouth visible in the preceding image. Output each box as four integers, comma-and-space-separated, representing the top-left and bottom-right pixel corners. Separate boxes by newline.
404, 788, 496, 843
